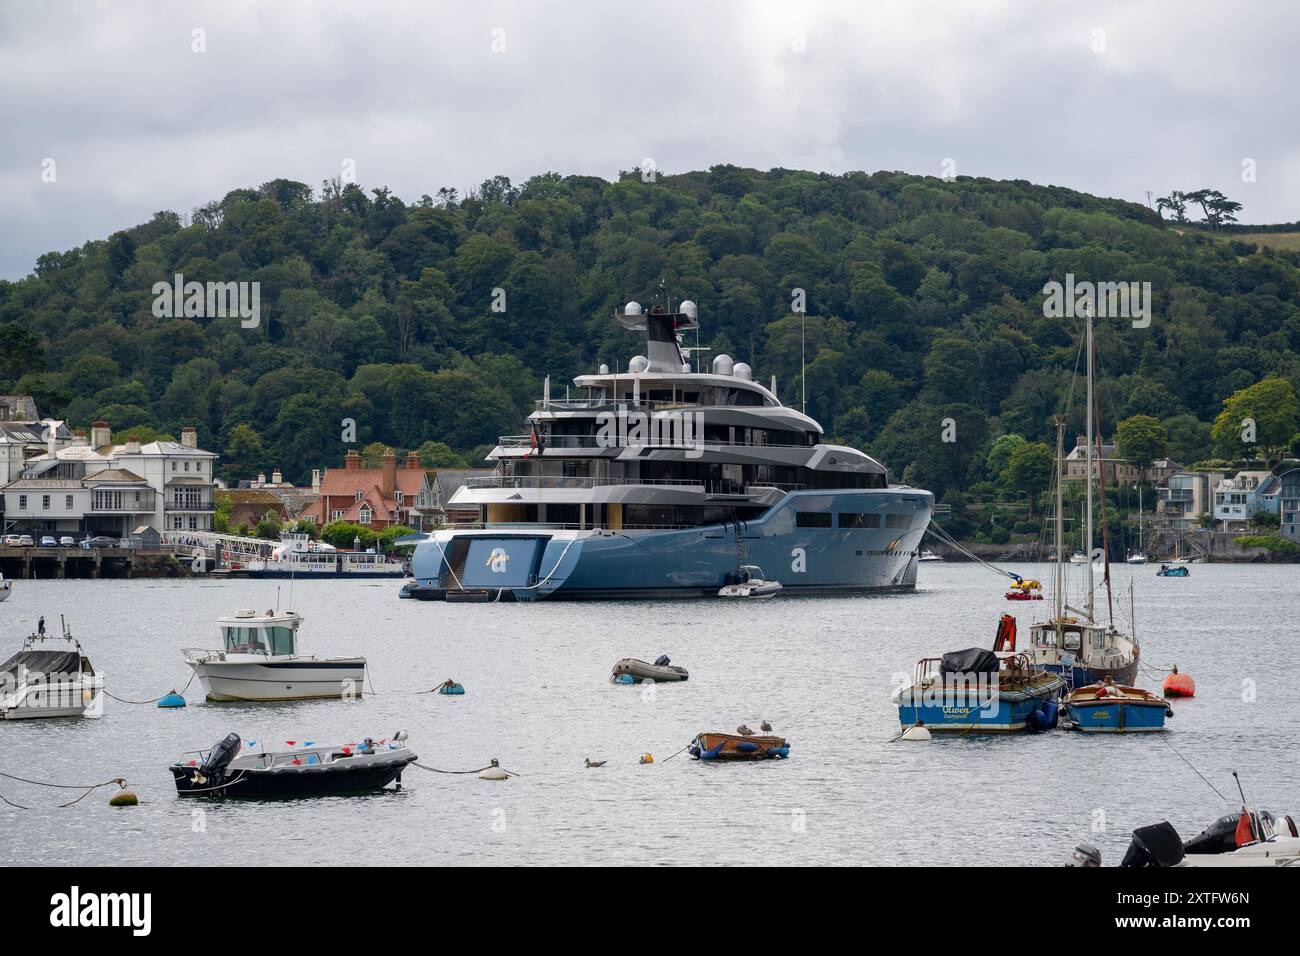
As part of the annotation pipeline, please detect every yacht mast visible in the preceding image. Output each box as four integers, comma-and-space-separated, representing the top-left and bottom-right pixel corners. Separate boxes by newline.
1085, 304, 1095, 623
1053, 416, 1066, 630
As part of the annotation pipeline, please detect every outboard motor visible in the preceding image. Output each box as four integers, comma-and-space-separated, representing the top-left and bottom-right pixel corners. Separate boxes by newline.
1183, 812, 1246, 855
654, 654, 671, 667
198, 733, 241, 781
1120, 821, 1185, 867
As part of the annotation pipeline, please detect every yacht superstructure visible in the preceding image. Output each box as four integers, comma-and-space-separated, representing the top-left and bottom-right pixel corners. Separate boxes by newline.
410, 301, 933, 600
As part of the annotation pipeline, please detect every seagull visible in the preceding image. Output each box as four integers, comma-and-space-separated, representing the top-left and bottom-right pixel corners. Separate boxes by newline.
584, 758, 606, 768
760, 721, 772, 733
737, 724, 754, 736
393, 730, 409, 744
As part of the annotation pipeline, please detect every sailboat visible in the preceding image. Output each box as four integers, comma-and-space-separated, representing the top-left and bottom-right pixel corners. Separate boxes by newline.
1028, 307, 1142, 692
1126, 486, 1148, 563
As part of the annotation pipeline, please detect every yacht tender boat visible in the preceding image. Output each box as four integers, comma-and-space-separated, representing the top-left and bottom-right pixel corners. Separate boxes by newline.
409, 300, 933, 600
611, 656, 688, 683
171, 732, 415, 798
717, 564, 783, 599
0, 621, 103, 719
183, 609, 366, 702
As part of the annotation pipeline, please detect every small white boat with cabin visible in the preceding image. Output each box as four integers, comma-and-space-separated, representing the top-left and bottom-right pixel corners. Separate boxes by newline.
918, 551, 942, 563
717, 564, 783, 599
183, 609, 366, 702
0, 620, 103, 719
0, 573, 11, 602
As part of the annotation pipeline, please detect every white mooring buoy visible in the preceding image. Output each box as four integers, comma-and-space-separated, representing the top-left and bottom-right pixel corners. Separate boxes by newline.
900, 723, 932, 742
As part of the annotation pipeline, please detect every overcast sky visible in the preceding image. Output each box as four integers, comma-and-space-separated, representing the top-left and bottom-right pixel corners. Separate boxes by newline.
2, 0, 1296, 280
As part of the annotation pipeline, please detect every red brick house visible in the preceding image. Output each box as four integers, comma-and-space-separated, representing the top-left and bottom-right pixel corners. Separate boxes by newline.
301, 449, 434, 530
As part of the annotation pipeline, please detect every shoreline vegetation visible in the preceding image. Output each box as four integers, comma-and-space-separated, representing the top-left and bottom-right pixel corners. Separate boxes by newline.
2, 166, 1298, 499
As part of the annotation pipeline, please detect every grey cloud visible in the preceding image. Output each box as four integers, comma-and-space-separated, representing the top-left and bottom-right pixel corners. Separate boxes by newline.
1, 0, 1296, 280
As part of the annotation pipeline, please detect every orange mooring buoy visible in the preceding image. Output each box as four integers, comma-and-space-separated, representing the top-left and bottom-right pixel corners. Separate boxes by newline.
1162, 665, 1196, 698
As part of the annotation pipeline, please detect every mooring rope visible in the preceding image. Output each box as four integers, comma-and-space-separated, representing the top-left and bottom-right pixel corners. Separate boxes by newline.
103, 670, 196, 705
0, 772, 129, 810
411, 760, 519, 777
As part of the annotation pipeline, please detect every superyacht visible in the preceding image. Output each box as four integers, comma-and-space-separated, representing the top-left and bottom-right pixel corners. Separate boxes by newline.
409, 301, 933, 600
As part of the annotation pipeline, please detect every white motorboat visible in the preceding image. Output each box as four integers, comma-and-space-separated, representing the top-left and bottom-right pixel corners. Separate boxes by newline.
918, 551, 942, 563
717, 565, 783, 599
0, 620, 103, 719
1068, 552, 1088, 565
183, 609, 366, 702
0, 573, 10, 601
1125, 552, 1148, 564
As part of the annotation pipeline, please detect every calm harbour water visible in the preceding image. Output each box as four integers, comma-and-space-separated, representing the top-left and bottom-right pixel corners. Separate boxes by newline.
2, 562, 1296, 867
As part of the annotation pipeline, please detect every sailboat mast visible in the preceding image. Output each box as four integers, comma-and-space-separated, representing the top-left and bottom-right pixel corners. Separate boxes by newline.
1054, 417, 1066, 629
1085, 306, 1095, 622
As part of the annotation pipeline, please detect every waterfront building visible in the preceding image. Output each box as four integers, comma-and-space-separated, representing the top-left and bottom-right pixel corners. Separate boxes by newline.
1211, 470, 1277, 530
300, 449, 434, 530
0, 422, 218, 537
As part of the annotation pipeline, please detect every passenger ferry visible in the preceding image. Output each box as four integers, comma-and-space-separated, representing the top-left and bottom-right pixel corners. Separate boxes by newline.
409, 301, 933, 600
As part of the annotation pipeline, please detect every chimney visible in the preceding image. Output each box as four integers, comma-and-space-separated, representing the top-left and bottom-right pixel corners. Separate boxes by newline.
272, 468, 283, 485
90, 420, 111, 448
312, 468, 321, 493
382, 447, 397, 498
1076, 435, 1086, 451
406, 451, 420, 470
345, 449, 361, 470
72, 429, 88, 447
257, 472, 266, 487
125, 435, 141, 454
181, 426, 198, 448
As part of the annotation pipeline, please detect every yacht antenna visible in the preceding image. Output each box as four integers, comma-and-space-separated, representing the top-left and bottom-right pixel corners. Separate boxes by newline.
1233, 770, 1248, 807
800, 311, 807, 413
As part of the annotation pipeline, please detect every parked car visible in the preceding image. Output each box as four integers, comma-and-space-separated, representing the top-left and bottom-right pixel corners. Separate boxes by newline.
39, 536, 58, 547
3, 534, 21, 547
18, 535, 34, 547
59, 536, 76, 547
80, 535, 118, 549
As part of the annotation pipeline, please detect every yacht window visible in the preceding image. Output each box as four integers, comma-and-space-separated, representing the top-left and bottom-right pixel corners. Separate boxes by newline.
1063, 631, 1082, 651
796, 512, 832, 528
224, 626, 269, 652
838, 513, 880, 528
268, 625, 295, 655
885, 513, 913, 530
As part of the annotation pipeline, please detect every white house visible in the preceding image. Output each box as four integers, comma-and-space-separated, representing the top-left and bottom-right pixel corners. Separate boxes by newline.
1, 421, 217, 537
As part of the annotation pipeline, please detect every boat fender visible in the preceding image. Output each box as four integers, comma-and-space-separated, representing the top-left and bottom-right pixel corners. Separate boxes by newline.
157, 690, 186, 708
614, 673, 634, 684
766, 745, 790, 758
736, 741, 759, 752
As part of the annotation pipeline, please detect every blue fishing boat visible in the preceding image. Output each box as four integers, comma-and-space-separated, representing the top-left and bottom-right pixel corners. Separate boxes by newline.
1062, 679, 1171, 733
1156, 563, 1189, 577
896, 648, 1065, 734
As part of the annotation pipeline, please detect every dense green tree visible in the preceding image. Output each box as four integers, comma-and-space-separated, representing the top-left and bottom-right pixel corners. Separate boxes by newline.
1005, 442, 1054, 518
1115, 415, 1169, 481
1211, 377, 1300, 461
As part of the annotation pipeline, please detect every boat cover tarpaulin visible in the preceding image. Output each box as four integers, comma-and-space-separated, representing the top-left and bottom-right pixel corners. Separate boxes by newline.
0, 650, 81, 690
939, 648, 1000, 677
1120, 822, 1185, 867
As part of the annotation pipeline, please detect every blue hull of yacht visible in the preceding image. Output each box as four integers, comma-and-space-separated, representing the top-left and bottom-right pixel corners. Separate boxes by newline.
411, 489, 933, 600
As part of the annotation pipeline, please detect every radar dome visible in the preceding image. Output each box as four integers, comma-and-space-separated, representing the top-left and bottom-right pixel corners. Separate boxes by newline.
628, 355, 650, 373
624, 301, 643, 316
712, 354, 735, 376
598, 363, 610, 375
733, 362, 753, 381
679, 299, 698, 319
